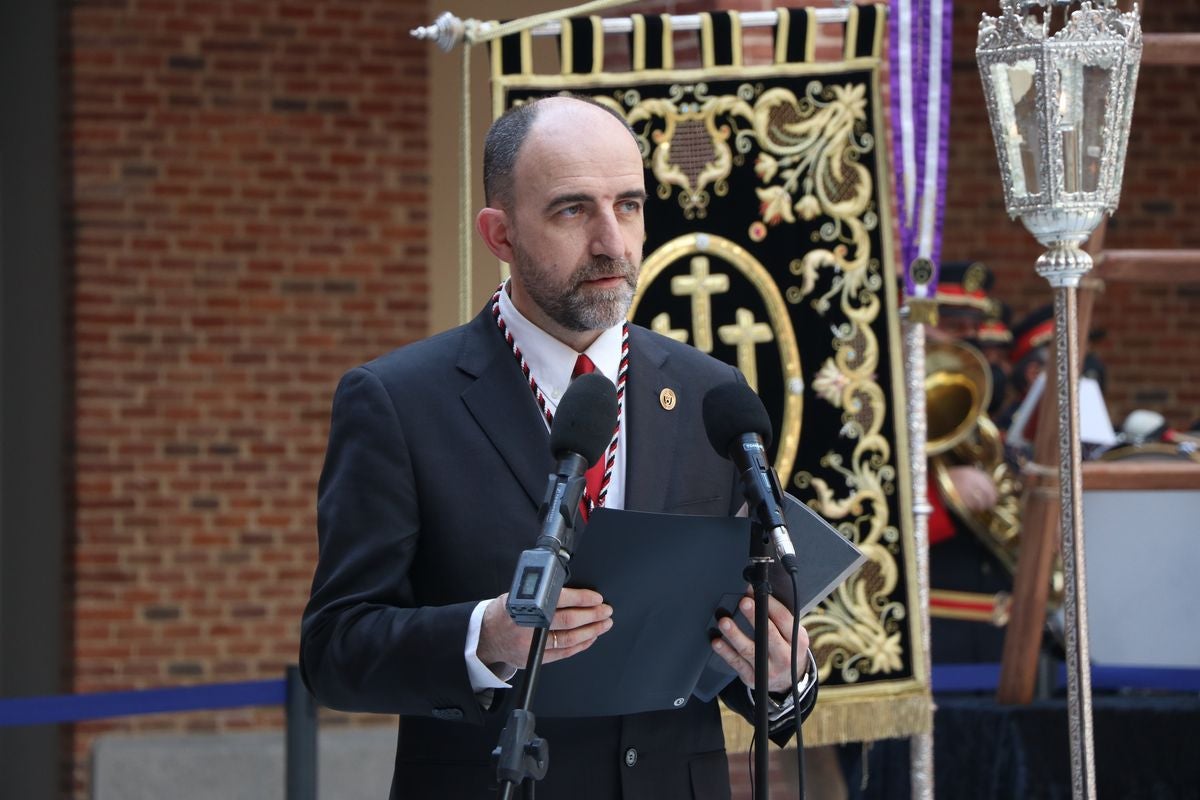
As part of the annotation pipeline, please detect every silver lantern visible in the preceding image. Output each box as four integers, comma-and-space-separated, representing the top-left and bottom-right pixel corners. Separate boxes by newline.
978, 0, 1141, 285
977, 3, 1141, 800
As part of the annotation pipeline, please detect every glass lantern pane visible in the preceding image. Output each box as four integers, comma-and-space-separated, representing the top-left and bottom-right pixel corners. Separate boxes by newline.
1057, 58, 1111, 194
1112, 59, 1139, 188
990, 59, 1042, 198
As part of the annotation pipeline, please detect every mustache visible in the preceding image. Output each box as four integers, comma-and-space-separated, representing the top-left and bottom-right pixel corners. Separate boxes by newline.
573, 256, 638, 287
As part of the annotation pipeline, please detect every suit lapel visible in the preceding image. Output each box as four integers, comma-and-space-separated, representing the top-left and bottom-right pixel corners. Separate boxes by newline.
624, 327, 681, 512
458, 309, 553, 510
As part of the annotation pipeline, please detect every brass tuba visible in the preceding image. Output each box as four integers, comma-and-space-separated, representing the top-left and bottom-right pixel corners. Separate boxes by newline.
925, 340, 1024, 576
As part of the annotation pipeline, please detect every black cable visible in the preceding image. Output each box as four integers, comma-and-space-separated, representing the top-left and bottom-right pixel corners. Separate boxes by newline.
749, 572, 808, 799
748, 734, 755, 797
791, 570, 805, 800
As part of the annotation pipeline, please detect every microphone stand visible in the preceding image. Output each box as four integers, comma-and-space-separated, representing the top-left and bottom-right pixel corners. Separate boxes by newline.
744, 518, 775, 800
493, 462, 588, 800
494, 626, 552, 800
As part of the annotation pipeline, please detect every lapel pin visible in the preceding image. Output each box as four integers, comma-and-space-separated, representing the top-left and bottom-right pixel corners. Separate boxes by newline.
659, 388, 677, 411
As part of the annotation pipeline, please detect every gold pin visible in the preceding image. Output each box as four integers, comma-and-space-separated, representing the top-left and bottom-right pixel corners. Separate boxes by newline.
659, 388, 677, 411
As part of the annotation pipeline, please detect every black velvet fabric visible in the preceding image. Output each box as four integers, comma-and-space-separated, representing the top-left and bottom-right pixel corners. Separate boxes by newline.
707, 12, 735, 66
782, 7, 813, 63
566, 17, 595, 75
631, 15, 665, 70
852, 6, 882, 59
838, 694, 1200, 799
497, 24, 523, 76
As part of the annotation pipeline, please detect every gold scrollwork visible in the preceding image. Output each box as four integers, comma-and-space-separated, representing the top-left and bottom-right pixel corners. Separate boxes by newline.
626, 86, 754, 220
794, 256, 898, 684
620, 80, 905, 688
742, 80, 901, 686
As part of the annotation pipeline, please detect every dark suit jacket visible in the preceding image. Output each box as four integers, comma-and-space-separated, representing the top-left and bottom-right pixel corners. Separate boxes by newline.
301, 306, 815, 799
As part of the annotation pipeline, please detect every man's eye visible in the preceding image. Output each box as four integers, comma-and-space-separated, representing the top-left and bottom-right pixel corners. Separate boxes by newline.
559, 204, 584, 218
618, 199, 643, 214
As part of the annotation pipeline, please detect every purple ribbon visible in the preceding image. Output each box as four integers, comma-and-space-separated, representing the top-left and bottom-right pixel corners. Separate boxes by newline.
890, 0, 953, 301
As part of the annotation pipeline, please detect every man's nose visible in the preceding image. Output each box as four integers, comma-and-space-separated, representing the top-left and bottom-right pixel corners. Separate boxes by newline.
589, 210, 626, 259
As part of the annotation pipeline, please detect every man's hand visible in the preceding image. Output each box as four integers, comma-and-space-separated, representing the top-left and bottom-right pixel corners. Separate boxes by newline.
477, 588, 613, 671
711, 593, 810, 694
947, 464, 998, 512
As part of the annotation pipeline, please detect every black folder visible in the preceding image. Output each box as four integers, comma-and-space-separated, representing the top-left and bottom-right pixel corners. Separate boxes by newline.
530, 495, 865, 717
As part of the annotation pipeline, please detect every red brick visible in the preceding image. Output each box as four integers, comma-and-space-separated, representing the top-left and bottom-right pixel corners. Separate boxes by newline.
59, 0, 1199, 797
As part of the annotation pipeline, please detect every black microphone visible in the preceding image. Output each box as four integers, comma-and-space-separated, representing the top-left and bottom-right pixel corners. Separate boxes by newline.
702, 382, 798, 573
507, 372, 618, 627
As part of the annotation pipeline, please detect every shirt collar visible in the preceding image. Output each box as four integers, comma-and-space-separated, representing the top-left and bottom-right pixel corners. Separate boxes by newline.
497, 282, 623, 411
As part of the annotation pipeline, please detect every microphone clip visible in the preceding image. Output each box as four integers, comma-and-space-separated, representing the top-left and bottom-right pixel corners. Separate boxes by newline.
506, 459, 588, 627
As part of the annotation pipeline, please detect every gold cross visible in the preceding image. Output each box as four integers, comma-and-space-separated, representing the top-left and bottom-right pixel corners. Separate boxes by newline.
718, 307, 774, 392
670, 256, 729, 353
651, 313, 689, 344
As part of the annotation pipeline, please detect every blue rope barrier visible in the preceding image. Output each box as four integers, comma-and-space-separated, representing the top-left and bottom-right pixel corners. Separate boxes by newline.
0, 679, 286, 727
932, 663, 1200, 694
1068, 665, 1200, 693
932, 663, 1002, 693
2, 665, 1195, 728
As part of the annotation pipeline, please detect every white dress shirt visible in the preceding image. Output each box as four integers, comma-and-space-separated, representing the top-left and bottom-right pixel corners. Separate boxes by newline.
464, 285, 627, 692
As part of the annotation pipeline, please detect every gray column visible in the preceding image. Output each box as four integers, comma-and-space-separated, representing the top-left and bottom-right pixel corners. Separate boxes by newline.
0, 2, 67, 797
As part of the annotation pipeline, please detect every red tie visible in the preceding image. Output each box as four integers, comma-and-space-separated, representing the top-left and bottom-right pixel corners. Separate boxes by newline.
572, 354, 605, 521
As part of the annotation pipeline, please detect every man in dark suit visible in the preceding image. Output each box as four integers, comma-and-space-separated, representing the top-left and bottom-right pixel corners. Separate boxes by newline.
300, 95, 817, 799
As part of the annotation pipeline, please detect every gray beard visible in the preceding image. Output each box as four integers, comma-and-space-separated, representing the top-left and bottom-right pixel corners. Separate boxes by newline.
517, 254, 638, 333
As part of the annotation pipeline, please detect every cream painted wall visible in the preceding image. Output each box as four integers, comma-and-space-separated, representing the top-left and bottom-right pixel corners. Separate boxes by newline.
426, 0, 566, 335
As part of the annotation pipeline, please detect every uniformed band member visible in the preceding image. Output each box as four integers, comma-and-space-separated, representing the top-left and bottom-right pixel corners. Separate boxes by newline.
926, 261, 1013, 663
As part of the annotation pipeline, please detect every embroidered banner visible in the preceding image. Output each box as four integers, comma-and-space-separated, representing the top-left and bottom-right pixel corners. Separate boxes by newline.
491, 5, 930, 746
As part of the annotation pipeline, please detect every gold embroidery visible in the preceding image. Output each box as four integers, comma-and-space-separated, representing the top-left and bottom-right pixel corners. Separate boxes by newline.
717, 308, 774, 392
633, 233, 803, 482
669, 256, 729, 353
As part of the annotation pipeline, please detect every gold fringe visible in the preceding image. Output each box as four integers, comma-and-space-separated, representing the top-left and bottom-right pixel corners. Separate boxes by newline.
721, 692, 932, 750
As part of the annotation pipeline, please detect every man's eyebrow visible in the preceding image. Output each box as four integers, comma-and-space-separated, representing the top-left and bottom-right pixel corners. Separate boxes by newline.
544, 192, 593, 214
543, 188, 648, 214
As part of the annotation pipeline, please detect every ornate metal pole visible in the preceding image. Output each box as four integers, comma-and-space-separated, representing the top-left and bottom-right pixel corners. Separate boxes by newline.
902, 308, 935, 800
1047, 274, 1094, 798
976, 3, 1141, 798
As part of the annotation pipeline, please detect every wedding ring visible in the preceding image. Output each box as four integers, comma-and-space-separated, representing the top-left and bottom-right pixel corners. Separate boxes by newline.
552, 632, 559, 649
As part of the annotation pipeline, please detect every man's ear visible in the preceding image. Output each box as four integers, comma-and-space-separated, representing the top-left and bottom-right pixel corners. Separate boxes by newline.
476, 207, 515, 263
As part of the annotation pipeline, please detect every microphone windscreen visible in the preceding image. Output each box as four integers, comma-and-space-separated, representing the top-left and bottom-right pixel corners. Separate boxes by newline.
702, 381, 773, 455
550, 372, 618, 466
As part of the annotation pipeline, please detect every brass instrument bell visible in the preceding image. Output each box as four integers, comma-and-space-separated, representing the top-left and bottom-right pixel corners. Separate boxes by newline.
925, 339, 992, 456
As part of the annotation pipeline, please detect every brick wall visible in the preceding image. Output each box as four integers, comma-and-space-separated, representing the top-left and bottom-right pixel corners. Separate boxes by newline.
945, 0, 1200, 430
65, 0, 429, 795
60, 0, 1197, 797
1092, 46, 1200, 426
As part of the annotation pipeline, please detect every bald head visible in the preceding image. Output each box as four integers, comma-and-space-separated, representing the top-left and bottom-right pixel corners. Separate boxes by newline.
482, 95, 639, 209
473, 95, 646, 350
